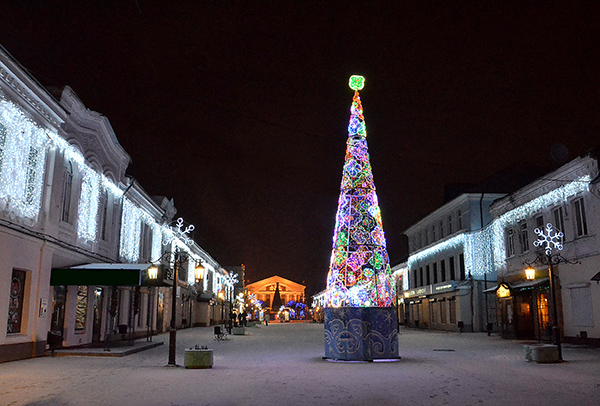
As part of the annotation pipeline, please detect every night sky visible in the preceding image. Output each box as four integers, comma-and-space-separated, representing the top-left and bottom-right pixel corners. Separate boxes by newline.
2, 2, 599, 296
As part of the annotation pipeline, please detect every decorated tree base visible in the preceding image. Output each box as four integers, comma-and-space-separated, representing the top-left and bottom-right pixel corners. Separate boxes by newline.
324, 307, 399, 361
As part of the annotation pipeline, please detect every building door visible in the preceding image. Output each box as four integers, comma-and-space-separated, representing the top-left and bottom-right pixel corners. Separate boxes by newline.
536, 292, 551, 340
92, 287, 104, 342
498, 297, 515, 338
157, 291, 164, 333
50, 286, 67, 336
515, 294, 535, 339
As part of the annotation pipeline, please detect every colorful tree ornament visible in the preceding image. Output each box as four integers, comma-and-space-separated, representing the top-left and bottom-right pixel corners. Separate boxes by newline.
325, 76, 396, 308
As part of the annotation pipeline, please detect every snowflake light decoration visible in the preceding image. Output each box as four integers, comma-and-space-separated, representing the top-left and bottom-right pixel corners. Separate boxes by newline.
163, 217, 195, 246
226, 271, 239, 287
533, 223, 564, 255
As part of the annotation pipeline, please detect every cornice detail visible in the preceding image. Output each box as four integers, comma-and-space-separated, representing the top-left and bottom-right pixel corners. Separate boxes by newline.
0, 62, 63, 127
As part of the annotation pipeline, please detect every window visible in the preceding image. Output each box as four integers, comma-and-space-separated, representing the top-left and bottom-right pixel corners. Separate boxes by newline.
440, 300, 447, 324
425, 228, 429, 245
62, 161, 74, 223
538, 293, 550, 332
506, 228, 516, 257
432, 224, 436, 241
139, 223, 152, 262
439, 220, 444, 238
535, 215, 544, 230
519, 221, 529, 254
459, 254, 465, 280
413, 269, 417, 289
7, 269, 26, 334
553, 207, 565, 243
441, 260, 447, 282
430, 303, 437, 325
449, 256, 456, 280
457, 210, 463, 230
75, 286, 88, 333
100, 190, 109, 241
573, 198, 588, 237
448, 214, 453, 234
433, 262, 438, 284
570, 287, 593, 327
419, 267, 423, 287
449, 300, 457, 324
426, 265, 431, 285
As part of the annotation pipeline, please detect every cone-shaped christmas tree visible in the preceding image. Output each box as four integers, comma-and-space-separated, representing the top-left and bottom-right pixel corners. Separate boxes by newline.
326, 75, 396, 308
324, 76, 399, 361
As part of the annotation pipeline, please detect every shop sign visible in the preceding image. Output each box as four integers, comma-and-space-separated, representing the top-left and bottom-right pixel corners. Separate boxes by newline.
432, 281, 455, 294
404, 285, 432, 298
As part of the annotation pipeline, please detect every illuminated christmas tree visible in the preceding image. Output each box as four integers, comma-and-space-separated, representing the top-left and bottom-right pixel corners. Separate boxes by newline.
326, 75, 396, 308
324, 76, 399, 361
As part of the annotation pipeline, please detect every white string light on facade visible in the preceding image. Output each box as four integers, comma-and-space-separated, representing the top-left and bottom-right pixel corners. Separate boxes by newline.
407, 175, 591, 278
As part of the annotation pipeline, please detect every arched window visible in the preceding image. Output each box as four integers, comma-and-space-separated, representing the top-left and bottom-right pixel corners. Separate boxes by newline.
61, 161, 73, 223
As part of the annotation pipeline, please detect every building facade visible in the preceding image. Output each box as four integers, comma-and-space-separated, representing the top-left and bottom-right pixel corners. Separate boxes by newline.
0, 45, 233, 362
402, 193, 505, 332
490, 152, 600, 344
399, 151, 600, 345
246, 275, 305, 311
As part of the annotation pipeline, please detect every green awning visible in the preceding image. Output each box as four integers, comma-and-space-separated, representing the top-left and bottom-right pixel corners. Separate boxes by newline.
51, 263, 152, 286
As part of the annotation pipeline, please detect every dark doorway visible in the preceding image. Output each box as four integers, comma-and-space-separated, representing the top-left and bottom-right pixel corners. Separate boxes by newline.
50, 285, 67, 337
515, 295, 535, 339
92, 287, 104, 342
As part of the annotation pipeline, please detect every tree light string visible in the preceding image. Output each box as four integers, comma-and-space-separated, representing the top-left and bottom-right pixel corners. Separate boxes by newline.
326, 78, 396, 308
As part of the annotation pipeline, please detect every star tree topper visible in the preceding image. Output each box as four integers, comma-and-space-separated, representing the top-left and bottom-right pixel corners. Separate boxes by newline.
349, 75, 365, 91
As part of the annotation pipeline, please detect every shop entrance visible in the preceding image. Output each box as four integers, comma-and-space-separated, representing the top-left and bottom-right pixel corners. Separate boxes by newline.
515, 295, 535, 339
92, 287, 104, 342
50, 286, 67, 337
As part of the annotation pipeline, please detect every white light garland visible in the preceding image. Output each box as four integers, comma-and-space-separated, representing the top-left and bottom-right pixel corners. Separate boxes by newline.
77, 168, 100, 241
492, 175, 590, 269
0, 98, 49, 220
0, 97, 224, 278
120, 198, 141, 262
392, 265, 410, 291
407, 175, 592, 279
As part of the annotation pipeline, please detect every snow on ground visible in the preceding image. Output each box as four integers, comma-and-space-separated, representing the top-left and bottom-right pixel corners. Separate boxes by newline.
1, 323, 599, 406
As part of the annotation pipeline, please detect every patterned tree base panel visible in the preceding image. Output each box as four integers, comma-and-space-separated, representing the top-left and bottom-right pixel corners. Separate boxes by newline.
324, 307, 400, 361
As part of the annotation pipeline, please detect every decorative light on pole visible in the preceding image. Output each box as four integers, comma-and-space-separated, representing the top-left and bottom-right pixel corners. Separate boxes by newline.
156, 217, 198, 367
525, 223, 578, 361
533, 223, 564, 255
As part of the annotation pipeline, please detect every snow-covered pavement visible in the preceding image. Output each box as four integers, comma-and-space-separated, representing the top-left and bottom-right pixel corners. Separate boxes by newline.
1, 323, 599, 406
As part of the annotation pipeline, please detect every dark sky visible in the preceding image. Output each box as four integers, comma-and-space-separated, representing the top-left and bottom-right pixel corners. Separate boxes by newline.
2, 2, 599, 296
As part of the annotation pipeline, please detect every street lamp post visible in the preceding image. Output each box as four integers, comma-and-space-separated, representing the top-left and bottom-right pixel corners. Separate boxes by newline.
525, 223, 578, 361
153, 217, 203, 367
168, 249, 182, 366
160, 248, 205, 367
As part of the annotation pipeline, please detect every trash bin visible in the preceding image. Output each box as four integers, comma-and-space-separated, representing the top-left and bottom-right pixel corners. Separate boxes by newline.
47, 331, 63, 348
184, 346, 213, 369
